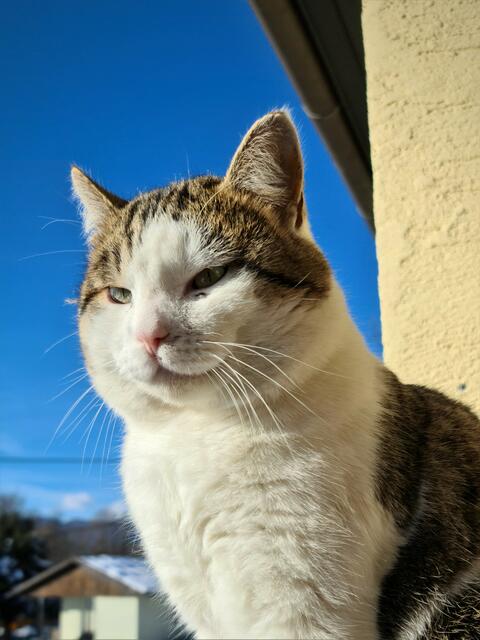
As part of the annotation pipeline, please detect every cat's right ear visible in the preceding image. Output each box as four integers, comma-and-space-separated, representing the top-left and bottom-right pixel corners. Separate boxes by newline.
225, 110, 305, 230
70, 166, 127, 241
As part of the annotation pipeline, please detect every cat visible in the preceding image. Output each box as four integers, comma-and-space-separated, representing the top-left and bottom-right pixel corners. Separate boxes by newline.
72, 110, 480, 639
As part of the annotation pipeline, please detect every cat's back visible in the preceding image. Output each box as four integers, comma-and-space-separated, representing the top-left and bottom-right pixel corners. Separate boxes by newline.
425, 581, 480, 639
376, 370, 480, 532
376, 370, 480, 638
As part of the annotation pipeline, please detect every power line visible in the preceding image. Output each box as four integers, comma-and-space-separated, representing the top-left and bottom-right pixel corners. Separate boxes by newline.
0, 456, 120, 465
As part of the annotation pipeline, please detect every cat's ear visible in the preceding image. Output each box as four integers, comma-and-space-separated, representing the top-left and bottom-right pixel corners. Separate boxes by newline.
70, 166, 128, 240
225, 110, 305, 229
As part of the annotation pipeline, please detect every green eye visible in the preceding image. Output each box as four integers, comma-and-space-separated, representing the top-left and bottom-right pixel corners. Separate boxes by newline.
108, 286, 132, 304
192, 266, 227, 290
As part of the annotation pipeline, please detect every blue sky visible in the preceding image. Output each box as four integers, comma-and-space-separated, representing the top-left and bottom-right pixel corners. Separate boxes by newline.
1, 1, 380, 520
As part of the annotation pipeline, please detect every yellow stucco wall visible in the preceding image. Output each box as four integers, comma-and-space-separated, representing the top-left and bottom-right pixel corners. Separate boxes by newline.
362, 0, 480, 413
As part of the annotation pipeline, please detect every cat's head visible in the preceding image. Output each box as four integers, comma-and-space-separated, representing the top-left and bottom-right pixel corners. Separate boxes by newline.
73, 111, 342, 421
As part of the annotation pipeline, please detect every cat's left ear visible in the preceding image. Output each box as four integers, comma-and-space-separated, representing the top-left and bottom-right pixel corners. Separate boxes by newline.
225, 110, 305, 230
70, 166, 128, 241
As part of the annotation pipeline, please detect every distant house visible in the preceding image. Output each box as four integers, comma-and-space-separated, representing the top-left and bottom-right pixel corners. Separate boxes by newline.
6, 555, 184, 640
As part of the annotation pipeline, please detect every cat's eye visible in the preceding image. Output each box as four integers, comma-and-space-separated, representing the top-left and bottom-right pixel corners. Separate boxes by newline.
108, 286, 132, 304
192, 266, 227, 290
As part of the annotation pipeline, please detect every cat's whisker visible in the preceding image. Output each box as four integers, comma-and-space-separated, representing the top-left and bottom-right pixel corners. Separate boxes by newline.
60, 396, 101, 444
43, 331, 78, 355
234, 367, 300, 458
208, 343, 273, 432
39, 216, 82, 230
197, 180, 230, 217
101, 408, 114, 479
209, 368, 246, 429
81, 401, 105, 472
222, 352, 319, 420
61, 366, 86, 381
91, 404, 112, 477
105, 411, 116, 464
202, 340, 302, 391
293, 271, 312, 288
206, 370, 232, 415
19, 249, 85, 261
213, 355, 289, 441
216, 364, 258, 434
223, 364, 260, 432
214, 358, 262, 434
224, 361, 298, 459
203, 340, 351, 380
206, 368, 227, 401
45, 384, 94, 452
105, 412, 119, 468
48, 372, 89, 403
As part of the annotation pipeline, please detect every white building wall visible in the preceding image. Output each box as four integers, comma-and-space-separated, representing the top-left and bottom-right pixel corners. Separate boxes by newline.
94, 596, 139, 640
59, 597, 93, 640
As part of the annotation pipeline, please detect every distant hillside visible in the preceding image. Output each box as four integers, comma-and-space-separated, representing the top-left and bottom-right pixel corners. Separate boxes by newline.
34, 517, 139, 563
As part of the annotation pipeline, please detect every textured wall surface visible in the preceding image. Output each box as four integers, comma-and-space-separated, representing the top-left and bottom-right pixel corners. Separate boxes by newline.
362, 0, 480, 413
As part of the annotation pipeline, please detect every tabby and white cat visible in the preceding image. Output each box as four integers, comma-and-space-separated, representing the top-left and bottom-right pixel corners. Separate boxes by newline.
72, 111, 480, 639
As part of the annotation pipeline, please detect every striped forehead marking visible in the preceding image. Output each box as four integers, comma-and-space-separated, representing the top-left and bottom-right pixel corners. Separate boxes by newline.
79, 177, 330, 313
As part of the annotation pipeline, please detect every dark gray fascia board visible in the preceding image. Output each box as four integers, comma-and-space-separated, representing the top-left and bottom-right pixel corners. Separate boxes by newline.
5, 557, 77, 599
250, 0, 373, 230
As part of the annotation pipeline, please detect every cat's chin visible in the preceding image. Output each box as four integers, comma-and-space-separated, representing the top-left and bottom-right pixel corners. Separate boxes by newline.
137, 372, 220, 412
151, 361, 206, 385
130, 360, 221, 409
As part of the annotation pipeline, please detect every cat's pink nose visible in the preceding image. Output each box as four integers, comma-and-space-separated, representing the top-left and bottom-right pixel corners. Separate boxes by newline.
137, 329, 170, 357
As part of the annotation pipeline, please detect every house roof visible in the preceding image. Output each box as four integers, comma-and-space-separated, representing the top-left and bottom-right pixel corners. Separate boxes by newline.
81, 555, 158, 595
6, 555, 158, 599
250, 0, 373, 229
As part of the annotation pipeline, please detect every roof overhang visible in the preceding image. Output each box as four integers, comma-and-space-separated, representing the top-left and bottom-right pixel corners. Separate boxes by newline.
5, 556, 153, 599
5, 558, 76, 599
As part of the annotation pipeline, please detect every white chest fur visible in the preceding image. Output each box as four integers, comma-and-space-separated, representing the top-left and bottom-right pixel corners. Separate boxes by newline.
121, 400, 398, 640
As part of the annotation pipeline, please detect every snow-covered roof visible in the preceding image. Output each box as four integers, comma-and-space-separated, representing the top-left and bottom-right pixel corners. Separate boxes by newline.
81, 555, 158, 594
5, 554, 159, 599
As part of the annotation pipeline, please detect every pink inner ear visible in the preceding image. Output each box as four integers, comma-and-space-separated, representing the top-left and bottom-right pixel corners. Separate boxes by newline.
225, 111, 304, 218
